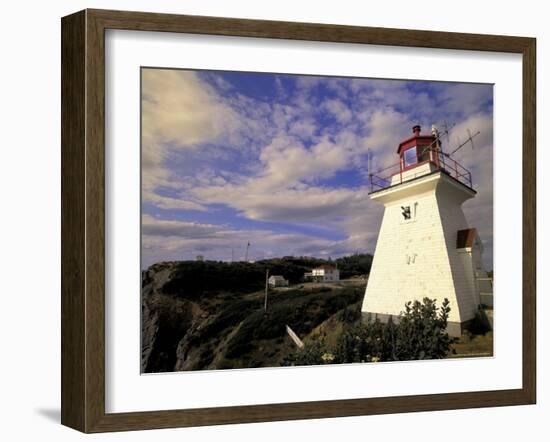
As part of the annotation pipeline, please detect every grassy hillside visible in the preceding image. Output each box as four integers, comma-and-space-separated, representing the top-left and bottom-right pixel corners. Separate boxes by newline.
141, 257, 368, 372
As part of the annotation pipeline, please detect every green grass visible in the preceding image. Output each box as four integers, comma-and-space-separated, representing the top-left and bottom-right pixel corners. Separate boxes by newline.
450, 331, 493, 358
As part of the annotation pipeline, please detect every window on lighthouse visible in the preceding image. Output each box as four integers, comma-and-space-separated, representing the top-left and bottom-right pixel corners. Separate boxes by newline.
417, 145, 430, 162
403, 146, 417, 167
400, 202, 417, 222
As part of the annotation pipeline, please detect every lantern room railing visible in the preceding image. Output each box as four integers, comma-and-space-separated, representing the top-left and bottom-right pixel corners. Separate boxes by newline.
369, 147, 473, 193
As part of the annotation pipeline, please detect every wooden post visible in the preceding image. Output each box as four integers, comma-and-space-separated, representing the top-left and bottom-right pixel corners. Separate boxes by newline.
264, 269, 269, 312
286, 325, 305, 349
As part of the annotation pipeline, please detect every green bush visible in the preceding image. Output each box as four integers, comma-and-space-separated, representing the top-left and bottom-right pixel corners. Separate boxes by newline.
387, 298, 455, 360
283, 336, 336, 366
340, 305, 361, 324
286, 297, 457, 366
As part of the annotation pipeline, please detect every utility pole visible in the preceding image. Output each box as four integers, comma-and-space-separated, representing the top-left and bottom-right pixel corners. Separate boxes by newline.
264, 269, 269, 312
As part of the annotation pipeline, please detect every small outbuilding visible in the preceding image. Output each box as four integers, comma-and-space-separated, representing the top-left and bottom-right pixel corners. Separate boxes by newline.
268, 275, 289, 288
456, 228, 493, 307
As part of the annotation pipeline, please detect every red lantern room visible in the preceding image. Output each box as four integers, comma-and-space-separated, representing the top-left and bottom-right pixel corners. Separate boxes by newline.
368, 124, 474, 193
397, 125, 439, 172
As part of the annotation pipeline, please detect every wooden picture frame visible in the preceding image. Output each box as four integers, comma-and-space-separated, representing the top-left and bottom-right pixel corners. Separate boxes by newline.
61, 8, 536, 433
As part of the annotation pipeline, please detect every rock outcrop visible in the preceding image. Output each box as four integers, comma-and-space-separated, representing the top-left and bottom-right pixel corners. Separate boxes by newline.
141, 260, 365, 372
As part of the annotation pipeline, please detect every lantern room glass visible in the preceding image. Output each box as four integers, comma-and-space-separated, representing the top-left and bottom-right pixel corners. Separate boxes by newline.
403, 146, 417, 167
417, 145, 430, 162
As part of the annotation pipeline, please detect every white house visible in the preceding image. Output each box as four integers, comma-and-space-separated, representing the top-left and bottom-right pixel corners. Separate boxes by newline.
311, 264, 340, 282
268, 275, 289, 288
362, 125, 489, 337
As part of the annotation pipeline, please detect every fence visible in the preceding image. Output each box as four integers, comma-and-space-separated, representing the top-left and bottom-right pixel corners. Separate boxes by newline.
369, 148, 472, 193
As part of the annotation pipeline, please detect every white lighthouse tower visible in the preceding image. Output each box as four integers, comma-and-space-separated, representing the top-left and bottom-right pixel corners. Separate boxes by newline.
361, 125, 486, 337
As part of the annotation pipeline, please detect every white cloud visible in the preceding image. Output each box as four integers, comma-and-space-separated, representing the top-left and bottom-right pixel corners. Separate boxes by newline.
142, 191, 207, 211
142, 69, 243, 149
259, 135, 350, 186
449, 113, 494, 268
322, 98, 353, 123
142, 214, 221, 238
437, 83, 493, 116
141, 215, 369, 268
186, 128, 370, 225
141, 69, 258, 207
288, 119, 317, 139
360, 109, 411, 171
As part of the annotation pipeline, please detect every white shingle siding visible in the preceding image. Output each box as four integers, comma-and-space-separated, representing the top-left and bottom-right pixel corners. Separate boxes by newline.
268, 275, 289, 287
312, 267, 340, 282
361, 172, 481, 329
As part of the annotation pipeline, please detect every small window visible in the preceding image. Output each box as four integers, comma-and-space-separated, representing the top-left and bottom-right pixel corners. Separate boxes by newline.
401, 202, 418, 222
403, 146, 417, 167
417, 145, 430, 162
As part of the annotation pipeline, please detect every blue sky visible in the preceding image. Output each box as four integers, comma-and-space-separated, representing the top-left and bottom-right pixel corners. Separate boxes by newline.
141, 68, 493, 269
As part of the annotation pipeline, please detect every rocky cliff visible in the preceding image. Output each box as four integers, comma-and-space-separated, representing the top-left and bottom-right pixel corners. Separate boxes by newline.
141, 260, 365, 372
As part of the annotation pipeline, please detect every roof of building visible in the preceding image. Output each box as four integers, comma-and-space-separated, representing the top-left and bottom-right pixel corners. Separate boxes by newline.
314, 264, 337, 270
456, 228, 479, 249
269, 275, 287, 281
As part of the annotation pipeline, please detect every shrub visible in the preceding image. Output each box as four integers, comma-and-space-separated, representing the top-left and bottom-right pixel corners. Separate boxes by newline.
340, 305, 361, 324
283, 336, 335, 366
286, 297, 457, 366
388, 298, 455, 360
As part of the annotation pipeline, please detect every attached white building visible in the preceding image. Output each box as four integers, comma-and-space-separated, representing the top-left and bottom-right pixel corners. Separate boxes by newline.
457, 228, 493, 308
312, 264, 340, 282
268, 275, 289, 288
362, 125, 489, 337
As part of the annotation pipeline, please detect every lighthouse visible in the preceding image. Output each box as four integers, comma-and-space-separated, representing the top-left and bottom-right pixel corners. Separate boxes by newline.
362, 125, 486, 337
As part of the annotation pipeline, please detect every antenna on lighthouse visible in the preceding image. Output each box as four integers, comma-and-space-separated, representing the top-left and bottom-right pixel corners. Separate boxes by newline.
366, 149, 373, 191
448, 129, 480, 157
431, 121, 455, 154
431, 125, 441, 151
440, 121, 455, 153
417, 123, 479, 163
467, 129, 475, 150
